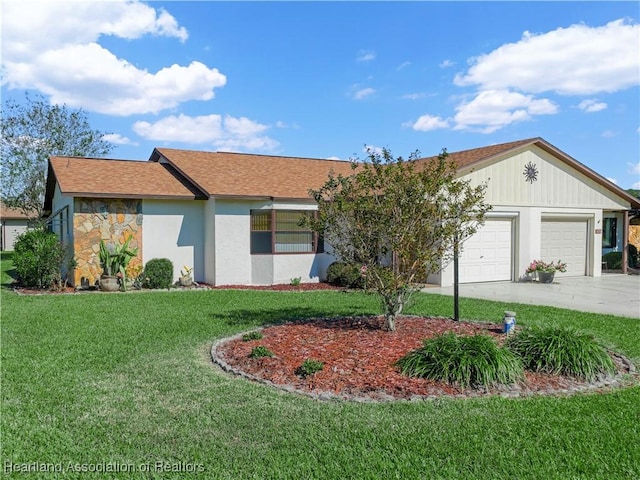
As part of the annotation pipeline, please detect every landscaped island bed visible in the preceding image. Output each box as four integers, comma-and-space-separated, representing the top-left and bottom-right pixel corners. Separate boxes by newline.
214, 316, 633, 401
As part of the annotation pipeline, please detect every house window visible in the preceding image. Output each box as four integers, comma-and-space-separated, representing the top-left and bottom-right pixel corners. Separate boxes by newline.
250, 210, 322, 254
603, 218, 617, 249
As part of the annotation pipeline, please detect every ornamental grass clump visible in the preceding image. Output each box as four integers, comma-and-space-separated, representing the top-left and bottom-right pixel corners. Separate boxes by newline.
396, 333, 524, 389
506, 326, 615, 381
242, 331, 264, 341
295, 359, 324, 378
249, 346, 275, 358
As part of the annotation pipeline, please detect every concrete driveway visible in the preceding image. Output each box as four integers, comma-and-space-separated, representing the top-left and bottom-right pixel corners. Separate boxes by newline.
423, 274, 640, 318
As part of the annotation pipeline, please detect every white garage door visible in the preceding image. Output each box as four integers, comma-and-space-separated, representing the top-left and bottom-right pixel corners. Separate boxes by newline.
541, 219, 588, 277
459, 219, 513, 283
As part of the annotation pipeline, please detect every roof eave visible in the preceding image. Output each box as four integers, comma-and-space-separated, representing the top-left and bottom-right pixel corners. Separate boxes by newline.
150, 149, 212, 197
58, 192, 206, 201
210, 194, 315, 203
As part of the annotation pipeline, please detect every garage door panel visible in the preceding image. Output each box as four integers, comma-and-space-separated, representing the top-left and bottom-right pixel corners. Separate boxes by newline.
541, 219, 587, 277
459, 219, 512, 283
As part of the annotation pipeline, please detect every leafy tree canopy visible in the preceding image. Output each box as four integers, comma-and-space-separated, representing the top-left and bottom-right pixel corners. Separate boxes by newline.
307, 147, 492, 331
626, 188, 640, 199
1, 93, 115, 219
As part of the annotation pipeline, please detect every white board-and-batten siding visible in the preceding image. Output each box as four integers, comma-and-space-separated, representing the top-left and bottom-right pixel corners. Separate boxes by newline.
460, 146, 630, 210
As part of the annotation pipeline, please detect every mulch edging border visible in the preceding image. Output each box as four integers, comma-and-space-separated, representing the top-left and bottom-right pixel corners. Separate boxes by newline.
210, 316, 638, 403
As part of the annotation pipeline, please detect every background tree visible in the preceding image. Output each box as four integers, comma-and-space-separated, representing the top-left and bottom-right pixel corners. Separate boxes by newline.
1, 94, 115, 219
308, 147, 491, 331
626, 188, 640, 199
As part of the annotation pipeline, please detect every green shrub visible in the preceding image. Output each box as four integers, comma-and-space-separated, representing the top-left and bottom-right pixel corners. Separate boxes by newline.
602, 251, 622, 269
396, 333, 524, 389
13, 229, 68, 289
326, 261, 365, 289
628, 244, 638, 268
242, 331, 263, 341
143, 258, 173, 289
249, 346, 275, 358
506, 326, 616, 381
295, 359, 324, 377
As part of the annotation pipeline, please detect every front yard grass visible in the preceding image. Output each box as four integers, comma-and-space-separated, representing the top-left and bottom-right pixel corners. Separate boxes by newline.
1, 262, 639, 479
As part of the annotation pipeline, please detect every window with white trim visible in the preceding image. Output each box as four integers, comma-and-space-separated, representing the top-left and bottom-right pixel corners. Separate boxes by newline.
250, 210, 323, 254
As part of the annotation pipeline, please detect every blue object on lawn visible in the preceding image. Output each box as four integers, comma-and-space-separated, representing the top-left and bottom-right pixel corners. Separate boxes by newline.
503, 311, 516, 334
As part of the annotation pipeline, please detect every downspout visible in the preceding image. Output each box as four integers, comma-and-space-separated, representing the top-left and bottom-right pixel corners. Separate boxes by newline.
622, 210, 629, 274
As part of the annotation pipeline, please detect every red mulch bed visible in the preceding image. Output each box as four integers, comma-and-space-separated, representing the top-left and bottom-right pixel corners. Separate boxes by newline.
214, 315, 633, 401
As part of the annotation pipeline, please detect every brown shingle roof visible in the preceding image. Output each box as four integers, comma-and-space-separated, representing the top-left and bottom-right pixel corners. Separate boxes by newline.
152, 148, 356, 200
48, 156, 206, 199
416, 137, 539, 169
0, 201, 33, 219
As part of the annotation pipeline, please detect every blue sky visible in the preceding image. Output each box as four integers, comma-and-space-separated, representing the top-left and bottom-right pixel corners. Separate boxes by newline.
2, 1, 639, 188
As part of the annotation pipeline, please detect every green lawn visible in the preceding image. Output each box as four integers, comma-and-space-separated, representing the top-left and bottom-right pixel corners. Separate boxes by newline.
1, 254, 639, 479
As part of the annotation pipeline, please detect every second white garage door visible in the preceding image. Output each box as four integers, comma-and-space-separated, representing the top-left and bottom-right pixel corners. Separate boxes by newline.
459, 219, 513, 283
541, 219, 588, 277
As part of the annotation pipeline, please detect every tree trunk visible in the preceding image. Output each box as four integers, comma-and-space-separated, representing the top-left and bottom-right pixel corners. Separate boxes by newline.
383, 293, 404, 331
384, 313, 396, 331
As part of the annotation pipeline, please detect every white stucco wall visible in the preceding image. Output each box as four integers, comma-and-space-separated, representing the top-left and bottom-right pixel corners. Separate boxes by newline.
142, 200, 205, 282
213, 200, 253, 285
203, 199, 216, 284
213, 199, 329, 286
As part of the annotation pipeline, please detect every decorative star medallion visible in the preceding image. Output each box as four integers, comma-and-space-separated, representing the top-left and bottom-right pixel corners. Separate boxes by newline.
523, 161, 538, 183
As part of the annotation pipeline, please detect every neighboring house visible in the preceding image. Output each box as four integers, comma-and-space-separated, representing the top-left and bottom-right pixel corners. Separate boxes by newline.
43, 137, 640, 288
0, 202, 32, 251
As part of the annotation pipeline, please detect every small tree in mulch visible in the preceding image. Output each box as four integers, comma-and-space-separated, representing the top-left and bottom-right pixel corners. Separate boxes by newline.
306, 147, 491, 331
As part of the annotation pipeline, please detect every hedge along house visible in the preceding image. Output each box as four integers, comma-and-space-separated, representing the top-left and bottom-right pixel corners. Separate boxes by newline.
43, 137, 639, 288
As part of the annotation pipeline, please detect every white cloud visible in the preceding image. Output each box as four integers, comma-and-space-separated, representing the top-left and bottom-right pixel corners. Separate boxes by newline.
325, 156, 341, 161
275, 121, 300, 129
454, 19, 639, 95
1, 0, 225, 116
102, 133, 135, 145
634, 181, 640, 189
601, 130, 618, 138
606, 177, 618, 185
397, 61, 412, 70
411, 19, 638, 134
578, 99, 607, 113
353, 88, 375, 100
402, 92, 427, 100
363, 145, 384, 156
628, 161, 640, 175
357, 50, 376, 62
453, 90, 558, 133
132, 113, 279, 152
440, 59, 455, 68
408, 115, 450, 132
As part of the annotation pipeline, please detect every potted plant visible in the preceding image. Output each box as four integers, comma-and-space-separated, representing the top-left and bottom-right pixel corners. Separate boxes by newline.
179, 265, 193, 287
525, 259, 567, 283
99, 236, 138, 291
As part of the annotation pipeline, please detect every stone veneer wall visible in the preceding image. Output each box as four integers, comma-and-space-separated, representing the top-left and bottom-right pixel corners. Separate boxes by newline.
73, 198, 143, 287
